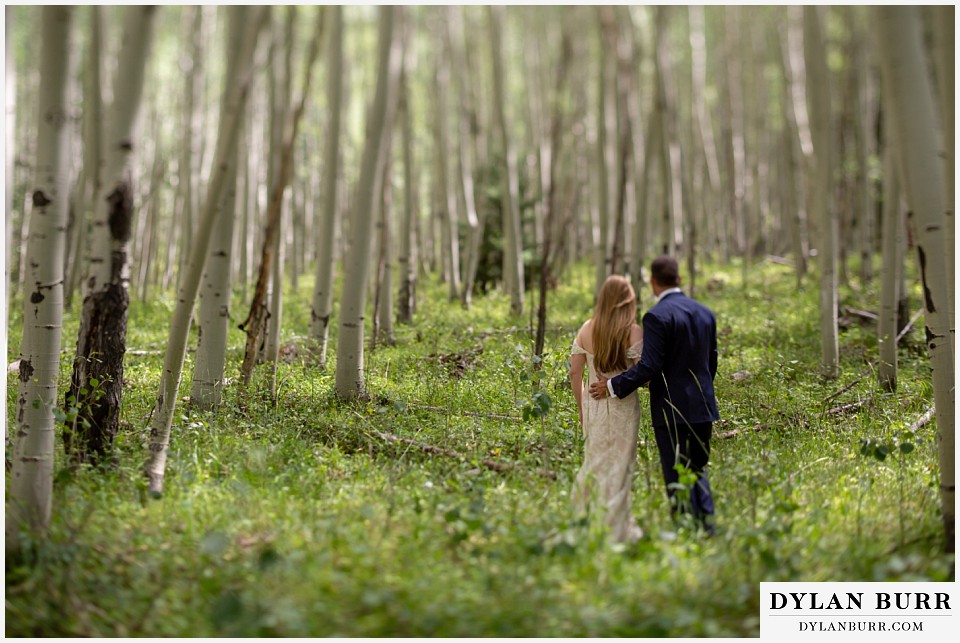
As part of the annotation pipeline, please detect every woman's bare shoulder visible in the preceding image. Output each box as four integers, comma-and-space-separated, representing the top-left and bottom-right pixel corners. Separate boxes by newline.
630, 323, 643, 343
575, 319, 593, 350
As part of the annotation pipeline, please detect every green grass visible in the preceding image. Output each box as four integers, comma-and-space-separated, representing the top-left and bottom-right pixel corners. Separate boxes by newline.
5, 259, 952, 636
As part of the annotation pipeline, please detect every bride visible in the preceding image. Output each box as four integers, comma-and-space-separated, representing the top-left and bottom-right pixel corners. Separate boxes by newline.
569, 275, 644, 543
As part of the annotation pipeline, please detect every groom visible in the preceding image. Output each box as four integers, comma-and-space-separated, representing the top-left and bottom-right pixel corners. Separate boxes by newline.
589, 256, 719, 533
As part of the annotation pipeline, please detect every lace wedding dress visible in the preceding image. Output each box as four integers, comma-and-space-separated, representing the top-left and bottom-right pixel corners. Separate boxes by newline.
570, 337, 644, 543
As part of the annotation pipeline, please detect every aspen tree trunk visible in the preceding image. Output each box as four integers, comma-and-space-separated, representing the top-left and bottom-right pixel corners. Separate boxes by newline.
599, 6, 633, 278
804, 6, 840, 379
594, 12, 612, 292
397, 38, 417, 323
309, 5, 343, 364
4, 6, 15, 440
776, 18, 809, 287
854, 26, 874, 286
373, 155, 395, 348
64, 9, 100, 309
875, 5, 955, 552
176, 6, 203, 285
335, 6, 402, 400
634, 89, 660, 294
190, 6, 245, 411
138, 133, 162, 303
878, 132, 902, 392
240, 7, 324, 389
7, 6, 73, 548
622, 8, 648, 291
66, 6, 156, 463
450, 7, 482, 310
264, 8, 295, 374
431, 24, 461, 302
688, 5, 720, 217
487, 6, 524, 316
534, 22, 572, 360
931, 6, 955, 322
145, 7, 268, 495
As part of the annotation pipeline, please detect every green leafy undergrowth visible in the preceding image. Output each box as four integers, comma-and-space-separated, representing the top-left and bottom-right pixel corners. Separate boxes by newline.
5, 260, 952, 636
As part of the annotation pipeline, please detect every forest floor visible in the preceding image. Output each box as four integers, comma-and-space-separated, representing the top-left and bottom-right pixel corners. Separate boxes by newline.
4, 259, 953, 636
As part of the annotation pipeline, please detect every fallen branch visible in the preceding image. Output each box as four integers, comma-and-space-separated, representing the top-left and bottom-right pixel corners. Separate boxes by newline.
370, 429, 556, 480
408, 403, 519, 422
843, 306, 878, 322
766, 255, 794, 267
896, 309, 924, 342
908, 406, 936, 432
825, 398, 873, 416
824, 376, 864, 404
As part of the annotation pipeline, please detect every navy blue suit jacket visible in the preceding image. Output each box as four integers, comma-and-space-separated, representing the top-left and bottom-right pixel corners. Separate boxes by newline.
610, 291, 719, 428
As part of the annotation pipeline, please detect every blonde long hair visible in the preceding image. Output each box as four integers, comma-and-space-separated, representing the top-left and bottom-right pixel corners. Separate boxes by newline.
592, 275, 637, 374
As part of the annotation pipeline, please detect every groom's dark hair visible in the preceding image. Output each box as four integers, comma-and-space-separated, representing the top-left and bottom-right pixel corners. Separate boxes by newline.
651, 255, 680, 287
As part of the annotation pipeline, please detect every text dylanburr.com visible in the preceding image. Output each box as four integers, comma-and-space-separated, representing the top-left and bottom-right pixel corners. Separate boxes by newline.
760, 582, 955, 640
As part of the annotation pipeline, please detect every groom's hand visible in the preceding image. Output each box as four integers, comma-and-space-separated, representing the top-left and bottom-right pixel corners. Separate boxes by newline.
589, 377, 609, 400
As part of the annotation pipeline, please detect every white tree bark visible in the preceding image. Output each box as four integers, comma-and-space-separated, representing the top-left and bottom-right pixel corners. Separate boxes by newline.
65, 6, 103, 308
878, 130, 902, 392
309, 5, 344, 365
931, 5, 955, 325
487, 6, 524, 316
264, 7, 296, 373
7, 6, 73, 548
804, 6, 840, 379
176, 6, 203, 286
67, 6, 156, 462
4, 6, 15, 443
145, 7, 268, 494
335, 6, 402, 399
397, 39, 417, 323
450, 7, 482, 309
874, 5, 955, 551
190, 5, 245, 411
431, 17, 461, 302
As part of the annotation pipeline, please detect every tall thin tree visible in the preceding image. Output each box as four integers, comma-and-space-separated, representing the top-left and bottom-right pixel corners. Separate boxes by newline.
309, 5, 344, 364
145, 7, 269, 495
874, 5, 955, 553
335, 6, 402, 400
66, 6, 156, 462
7, 6, 73, 549
804, 6, 840, 379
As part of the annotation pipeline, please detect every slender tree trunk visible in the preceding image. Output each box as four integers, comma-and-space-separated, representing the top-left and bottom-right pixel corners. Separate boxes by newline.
594, 11, 612, 291
878, 127, 902, 392
66, 6, 156, 463
875, 5, 955, 553
334, 6, 402, 400
450, 7, 482, 310
190, 6, 246, 412
804, 6, 840, 379
7, 6, 73, 549
176, 6, 203, 288
487, 6, 524, 316
240, 7, 325, 389
264, 8, 295, 374
373, 155, 395, 348
931, 5, 955, 324
309, 6, 344, 364
4, 6, 15, 441
397, 39, 417, 323
776, 18, 809, 287
534, 21, 572, 359
145, 6, 268, 495
430, 17, 461, 302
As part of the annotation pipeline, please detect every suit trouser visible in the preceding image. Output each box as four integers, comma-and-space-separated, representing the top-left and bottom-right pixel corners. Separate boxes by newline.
652, 421, 715, 525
